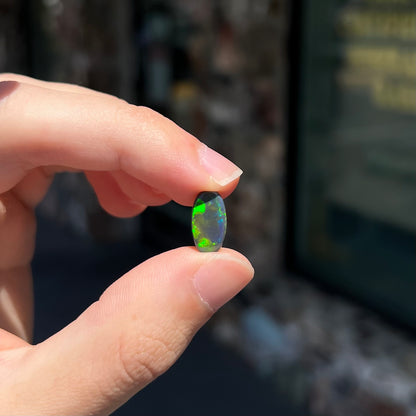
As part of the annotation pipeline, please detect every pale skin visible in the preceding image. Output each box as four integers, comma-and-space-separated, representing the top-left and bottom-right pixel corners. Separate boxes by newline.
0, 74, 254, 415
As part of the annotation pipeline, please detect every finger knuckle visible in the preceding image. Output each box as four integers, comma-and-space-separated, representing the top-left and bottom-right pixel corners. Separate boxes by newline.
114, 329, 178, 391
114, 102, 158, 128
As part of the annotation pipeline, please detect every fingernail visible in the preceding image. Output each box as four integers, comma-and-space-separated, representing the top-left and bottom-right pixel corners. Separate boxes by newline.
193, 254, 254, 311
198, 144, 243, 187
0, 81, 19, 102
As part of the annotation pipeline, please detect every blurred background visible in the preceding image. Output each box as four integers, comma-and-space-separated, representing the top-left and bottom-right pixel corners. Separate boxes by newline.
1, 0, 416, 415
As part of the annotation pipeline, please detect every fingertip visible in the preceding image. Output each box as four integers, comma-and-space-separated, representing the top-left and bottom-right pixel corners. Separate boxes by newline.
198, 144, 243, 188
214, 247, 255, 276
103, 200, 147, 218
192, 248, 254, 311
86, 171, 147, 218
167, 247, 254, 311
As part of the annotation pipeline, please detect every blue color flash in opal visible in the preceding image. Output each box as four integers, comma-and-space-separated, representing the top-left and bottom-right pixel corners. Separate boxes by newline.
192, 192, 227, 252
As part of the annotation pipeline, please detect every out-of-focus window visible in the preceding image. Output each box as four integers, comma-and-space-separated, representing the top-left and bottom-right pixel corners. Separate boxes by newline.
289, 0, 416, 329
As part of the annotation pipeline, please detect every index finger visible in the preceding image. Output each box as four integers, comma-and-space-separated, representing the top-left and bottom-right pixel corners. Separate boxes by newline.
0, 79, 242, 206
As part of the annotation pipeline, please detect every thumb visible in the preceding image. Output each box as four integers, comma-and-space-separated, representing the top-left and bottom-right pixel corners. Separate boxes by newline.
3, 247, 253, 416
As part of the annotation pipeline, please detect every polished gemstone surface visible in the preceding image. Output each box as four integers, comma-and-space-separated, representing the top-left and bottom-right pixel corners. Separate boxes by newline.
192, 191, 227, 252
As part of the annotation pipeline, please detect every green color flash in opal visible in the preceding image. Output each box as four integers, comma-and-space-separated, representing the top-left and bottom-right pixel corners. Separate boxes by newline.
192, 192, 227, 252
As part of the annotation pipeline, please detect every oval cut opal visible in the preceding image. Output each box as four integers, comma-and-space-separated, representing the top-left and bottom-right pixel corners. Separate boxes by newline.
192, 191, 227, 252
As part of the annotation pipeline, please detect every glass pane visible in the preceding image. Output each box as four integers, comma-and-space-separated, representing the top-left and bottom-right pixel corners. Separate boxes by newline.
293, 0, 416, 328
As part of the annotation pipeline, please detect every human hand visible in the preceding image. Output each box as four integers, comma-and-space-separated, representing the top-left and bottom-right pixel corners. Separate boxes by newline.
0, 74, 254, 415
